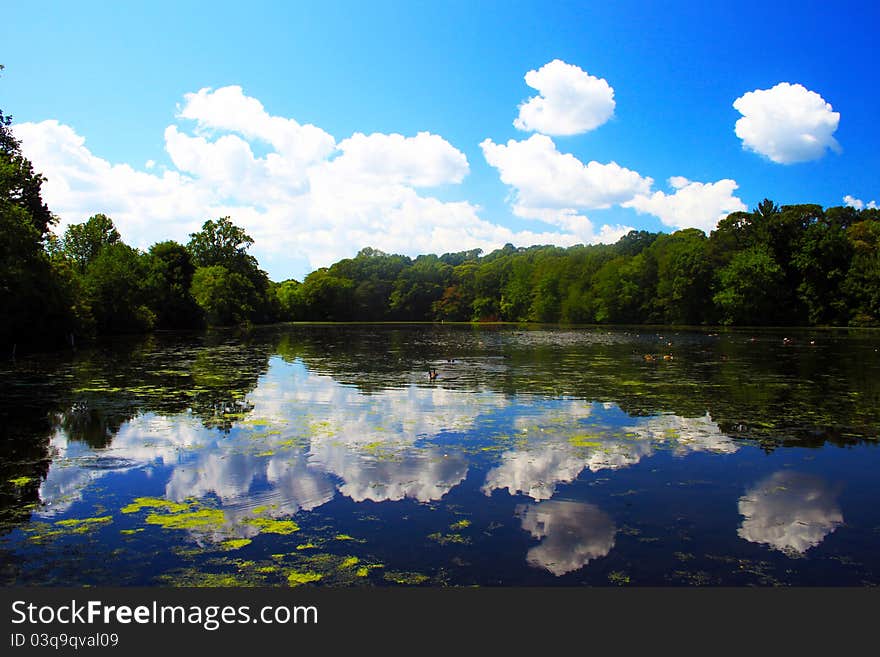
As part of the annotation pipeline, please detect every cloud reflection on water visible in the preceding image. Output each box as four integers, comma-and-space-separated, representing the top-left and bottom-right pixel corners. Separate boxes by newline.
37, 357, 739, 548
738, 471, 843, 555
517, 500, 616, 575
483, 410, 736, 501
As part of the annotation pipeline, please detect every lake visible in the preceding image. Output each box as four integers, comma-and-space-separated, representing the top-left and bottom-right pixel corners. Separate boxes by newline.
1, 324, 879, 586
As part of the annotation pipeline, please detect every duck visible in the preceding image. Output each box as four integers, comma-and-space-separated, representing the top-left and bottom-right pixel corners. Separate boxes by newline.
428, 369, 439, 381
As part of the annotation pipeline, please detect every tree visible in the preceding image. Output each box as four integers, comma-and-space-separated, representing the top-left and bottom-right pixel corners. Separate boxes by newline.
0, 104, 54, 239
334, 247, 410, 320
187, 217, 256, 272
472, 256, 509, 321
274, 279, 305, 321
145, 241, 203, 329
433, 262, 478, 321
592, 254, 653, 323
388, 256, 450, 320
713, 246, 785, 325
793, 215, 853, 325
499, 257, 533, 321
190, 265, 257, 326
297, 268, 355, 320
187, 217, 279, 323
649, 229, 712, 325
843, 216, 880, 325
1, 92, 78, 349
616, 230, 659, 257
1, 203, 56, 346
62, 214, 121, 273
83, 242, 154, 334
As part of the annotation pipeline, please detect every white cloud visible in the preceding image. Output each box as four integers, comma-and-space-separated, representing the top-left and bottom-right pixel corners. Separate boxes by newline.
514, 59, 615, 136
14, 87, 612, 280
481, 131, 746, 238
733, 82, 841, 164
623, 176, 747, 232
13, 119, 213, 247
480, 134, 644, 243
843, 195, 877, 210
326, 131, 469, 187
482, 135, 650, 210
164, 126, 272, 201
178, 85, 336, 166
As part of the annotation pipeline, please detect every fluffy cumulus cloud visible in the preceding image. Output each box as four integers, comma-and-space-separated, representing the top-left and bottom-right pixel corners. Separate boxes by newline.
12, 120, 213, 246
481, 134, 651, 210
480, 134, 644, 242
843, 195, 877, 210
623, 176, 747, 232
327, 131, 469, 187
733, 82, 841, 164
514, 59, 616, 136
480, 132, 746, 236
14, 86, 608, 280
177, 85, 336, 180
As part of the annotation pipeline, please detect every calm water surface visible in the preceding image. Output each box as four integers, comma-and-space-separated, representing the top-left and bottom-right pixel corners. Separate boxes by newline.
1, 324, 878, 586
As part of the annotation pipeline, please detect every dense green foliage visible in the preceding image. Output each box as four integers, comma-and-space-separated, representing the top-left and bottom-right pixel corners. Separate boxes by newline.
2, 95, 879, 355
1, 103, 81, 350
288, 202, 880, 327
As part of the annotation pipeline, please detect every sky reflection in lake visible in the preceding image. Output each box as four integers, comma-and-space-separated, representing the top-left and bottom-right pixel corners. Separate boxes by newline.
2, 325, 879, 586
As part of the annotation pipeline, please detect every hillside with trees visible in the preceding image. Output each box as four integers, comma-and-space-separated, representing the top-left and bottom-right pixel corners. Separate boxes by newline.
286, 200, 879, 328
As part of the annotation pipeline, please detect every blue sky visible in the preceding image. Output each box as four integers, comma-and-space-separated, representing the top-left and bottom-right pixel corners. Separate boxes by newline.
3, 1, 878, 281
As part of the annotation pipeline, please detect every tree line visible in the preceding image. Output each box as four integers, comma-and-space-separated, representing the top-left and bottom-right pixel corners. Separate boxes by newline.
283, 198, 880, 328
3, 101, 880, 353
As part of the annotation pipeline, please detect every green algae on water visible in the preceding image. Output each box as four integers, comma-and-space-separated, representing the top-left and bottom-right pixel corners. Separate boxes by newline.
384, 571, 430, 585
157, 570, 257, 587
428, 532, 470, 546
246, 517, 300, 535
569, 435, 602, 448
121, 497, 192, 514
145, 508, 227, 531
54, 516, 113, 533
608, 571, 631, 585
287, 570, 323, 586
